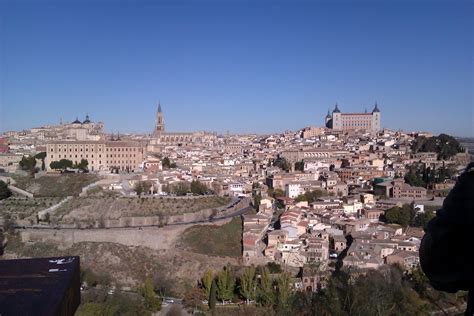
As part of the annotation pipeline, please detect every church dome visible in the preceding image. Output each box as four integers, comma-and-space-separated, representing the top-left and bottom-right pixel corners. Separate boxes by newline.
83, 114, 91, 124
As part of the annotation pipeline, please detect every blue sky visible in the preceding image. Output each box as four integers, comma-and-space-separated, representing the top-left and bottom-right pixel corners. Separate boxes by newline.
0, 0, 472, 136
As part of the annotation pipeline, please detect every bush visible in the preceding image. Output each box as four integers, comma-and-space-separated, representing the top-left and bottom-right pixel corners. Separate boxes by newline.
266, 262, 282, 273
0, 180, 12, 200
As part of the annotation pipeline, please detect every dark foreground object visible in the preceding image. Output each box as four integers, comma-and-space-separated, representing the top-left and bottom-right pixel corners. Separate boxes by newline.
0, 256, 80, 316
420, 163, 474, 315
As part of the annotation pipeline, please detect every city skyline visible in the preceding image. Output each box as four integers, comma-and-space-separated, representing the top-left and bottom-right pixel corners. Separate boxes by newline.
0, 1, 473, 136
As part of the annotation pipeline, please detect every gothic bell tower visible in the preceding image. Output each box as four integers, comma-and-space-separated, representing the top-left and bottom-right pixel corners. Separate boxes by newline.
154, 102, 165, 135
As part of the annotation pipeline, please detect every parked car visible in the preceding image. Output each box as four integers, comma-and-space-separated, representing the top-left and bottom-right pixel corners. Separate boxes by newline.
329, 251, 338, 259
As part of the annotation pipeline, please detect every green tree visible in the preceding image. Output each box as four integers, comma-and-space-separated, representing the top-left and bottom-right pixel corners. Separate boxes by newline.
273, 188, 285, 198
44, 213, 50, 224
411, 265, 429, 297
383, 207, 400, 224
295, 194, 307, 202
271, 188, 286, 209
239, 266, 257, 304
19, 155, 37, 175
134, 182, 144, 196
173, 182, 189, 196
276, 272, 292, 313
0, 180, 12, 200
49, 161, 60, 170
209, 279, 217, 309
216, 266, 235, 304
322, 277, 343, 315
252, 189, 262, 211
411, 133, 464, 160
294, 161, 305, 172
35, 152, 47, 171
138, 277, 161, 312
404, 170, 426, 188
75, 159, 89, 171
34, 152, 46, 160
273, 156, 290, 172
267, 187, 274, 196
412, 210, 435, 229
50, 159, 73, 170
266, 262, 282, 273
191, 180, 207, 195
257, 267, 274, 307
296, 189, 326, 203
202, 269, 213, 300
134, 181, 152, 196
350, 265, 429, 315
383, 205, 412, 226
162, 157, 171, 169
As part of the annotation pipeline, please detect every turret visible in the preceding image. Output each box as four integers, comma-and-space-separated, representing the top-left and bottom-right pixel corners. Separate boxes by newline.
371, 102, 381, 132
325, 109, 332, 126
332, 103, 342, 129
83, 114, 91, 124
372, 102, 380, 113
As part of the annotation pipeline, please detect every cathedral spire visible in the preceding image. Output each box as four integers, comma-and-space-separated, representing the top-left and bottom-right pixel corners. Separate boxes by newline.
154, 101, 165, 135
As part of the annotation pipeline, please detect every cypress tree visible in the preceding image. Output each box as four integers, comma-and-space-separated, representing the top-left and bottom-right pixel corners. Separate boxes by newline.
209, 279, 217, 310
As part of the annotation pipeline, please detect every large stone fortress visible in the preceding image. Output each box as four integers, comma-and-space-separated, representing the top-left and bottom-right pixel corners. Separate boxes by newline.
147, 102, 217, 152
325, 103, 381, 132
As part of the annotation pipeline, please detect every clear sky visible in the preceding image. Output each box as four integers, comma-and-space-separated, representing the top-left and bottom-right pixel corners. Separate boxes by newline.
0, 0, 472, 136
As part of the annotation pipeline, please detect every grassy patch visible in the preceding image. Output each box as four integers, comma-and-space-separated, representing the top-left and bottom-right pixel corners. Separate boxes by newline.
52, 195, 231, 223
0, 197, 63, 222
180, 217, 242, 257
12, 173, 100, 197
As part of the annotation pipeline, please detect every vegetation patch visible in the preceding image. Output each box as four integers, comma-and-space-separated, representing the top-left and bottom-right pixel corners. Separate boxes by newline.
12, 173, 100, 197
411, 133, 464, 160
52, 195, 231, 224
180, 217, 242, 257
0, 197, 63, 222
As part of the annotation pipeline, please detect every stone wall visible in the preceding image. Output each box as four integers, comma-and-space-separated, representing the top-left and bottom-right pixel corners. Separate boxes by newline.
20, 225, 188, 250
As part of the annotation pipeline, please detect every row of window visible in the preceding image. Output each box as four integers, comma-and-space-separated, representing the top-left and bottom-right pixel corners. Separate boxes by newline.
106, 161, 137, 164
106, 147, 139, 152
107, 154, 136, 158
52, 154, 101, 158
50, 153, 138, 159
49, 146, 140, 152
